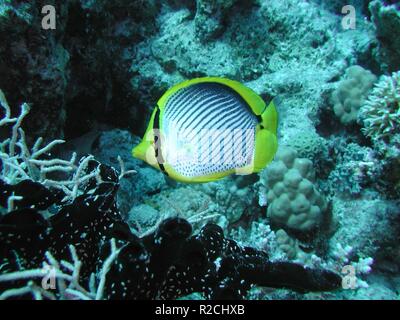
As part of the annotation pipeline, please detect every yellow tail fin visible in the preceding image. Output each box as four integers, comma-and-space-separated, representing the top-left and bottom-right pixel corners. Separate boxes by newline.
261, 99, 278, 135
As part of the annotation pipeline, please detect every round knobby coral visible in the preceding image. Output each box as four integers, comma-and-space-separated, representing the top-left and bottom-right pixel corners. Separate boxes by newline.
262, 147, 327, 236
332, 66, 377, 125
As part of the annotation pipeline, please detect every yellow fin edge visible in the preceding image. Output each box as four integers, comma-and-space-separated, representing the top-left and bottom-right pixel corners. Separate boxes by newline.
253, 128, 278, 172
261, 99, 278, 134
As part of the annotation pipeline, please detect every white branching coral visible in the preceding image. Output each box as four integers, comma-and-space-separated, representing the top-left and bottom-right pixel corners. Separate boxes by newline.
289, 242, 374, 290
0, 89, 91, 190
332, 243, 374, 289
0, 89, 135, 205
0, 239, 121, 300
359, 71, 400, 139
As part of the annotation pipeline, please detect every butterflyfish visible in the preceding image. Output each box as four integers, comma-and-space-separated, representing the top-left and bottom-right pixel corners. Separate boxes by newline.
132, 77, 278, 183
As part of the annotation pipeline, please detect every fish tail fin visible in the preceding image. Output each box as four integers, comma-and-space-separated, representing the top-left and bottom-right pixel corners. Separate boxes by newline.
253, 97, 279, 172
261, 98, 279, 135
253, 129, 278, 172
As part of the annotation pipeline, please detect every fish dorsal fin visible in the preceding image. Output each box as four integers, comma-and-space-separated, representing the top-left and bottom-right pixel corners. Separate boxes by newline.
157, 77, 266, 116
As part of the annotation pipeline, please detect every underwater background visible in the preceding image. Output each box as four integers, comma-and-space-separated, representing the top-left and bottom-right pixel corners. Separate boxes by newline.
0, 0, 399, 300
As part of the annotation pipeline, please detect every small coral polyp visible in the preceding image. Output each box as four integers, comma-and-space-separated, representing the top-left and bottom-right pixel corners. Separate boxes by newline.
262, 147, 327, 236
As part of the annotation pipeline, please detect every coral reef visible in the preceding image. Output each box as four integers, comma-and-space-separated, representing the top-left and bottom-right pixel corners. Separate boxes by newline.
0, 89, 125, 208
0, 166, 342, 300
0, 0, 159, 141
0, 1, 69, 140
327, 142, 382, 196
284, 130, 328, 162
275, 229, 299, 260
359, 70, 400, 193
329, 196, 399, 263
359, 70, 400, 145
331, 65, 377, 125
369, 0, 400, 72
1, 0, 400, 301
194, 0, 238, 41
261, 147, 327, 237
92, 129, 167, 215
0, 91, 342, 300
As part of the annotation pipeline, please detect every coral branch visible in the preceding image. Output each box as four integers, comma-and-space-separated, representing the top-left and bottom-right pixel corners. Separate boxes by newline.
0, 239, 121, 300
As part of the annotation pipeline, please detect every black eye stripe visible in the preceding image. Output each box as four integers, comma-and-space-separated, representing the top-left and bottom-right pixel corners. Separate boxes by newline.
153, 106, 168, 176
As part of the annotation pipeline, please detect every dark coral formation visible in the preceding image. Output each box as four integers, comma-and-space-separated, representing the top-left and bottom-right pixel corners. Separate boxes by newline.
369, 0, 400, 72
0, 161, 341, 300
0, 161, 122, 278
0, 1, 157, 141
0, 1, 73, 140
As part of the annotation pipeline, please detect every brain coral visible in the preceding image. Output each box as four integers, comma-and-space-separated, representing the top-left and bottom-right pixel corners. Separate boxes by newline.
285, 131, 328, 162
332, 66, 377, 125
263, 147, 327, 235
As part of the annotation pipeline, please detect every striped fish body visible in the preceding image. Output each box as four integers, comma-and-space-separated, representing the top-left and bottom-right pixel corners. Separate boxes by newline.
133, 77, 278, 183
